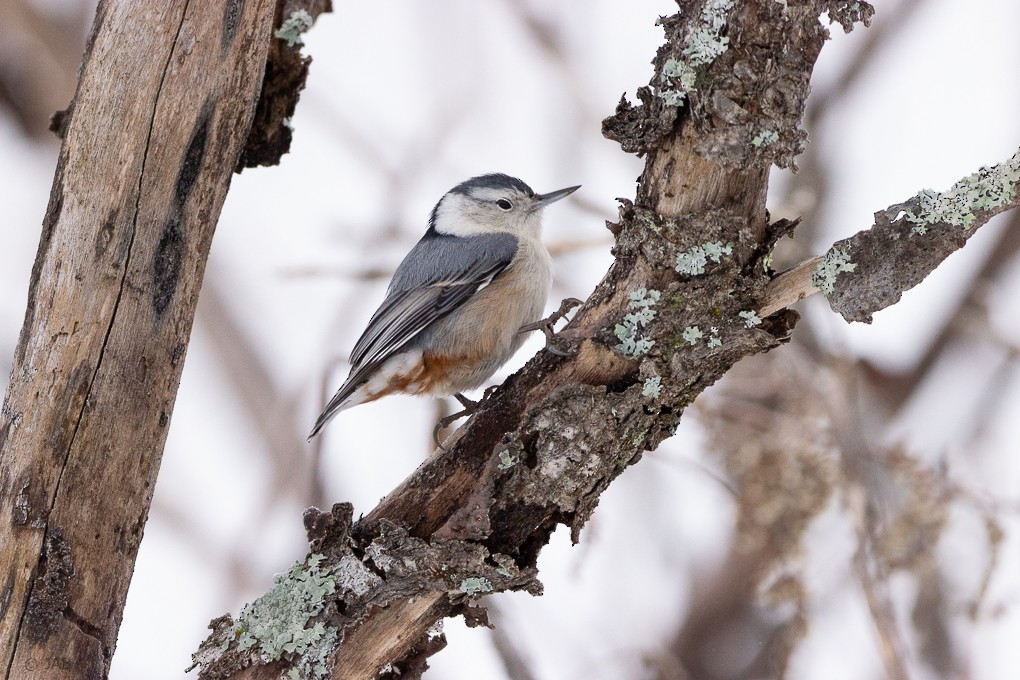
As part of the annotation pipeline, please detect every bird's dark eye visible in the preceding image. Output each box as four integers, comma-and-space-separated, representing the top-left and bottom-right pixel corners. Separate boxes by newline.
496, 199, 513, 211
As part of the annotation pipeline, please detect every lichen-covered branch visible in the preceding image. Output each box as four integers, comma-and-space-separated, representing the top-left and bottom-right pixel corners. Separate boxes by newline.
191, 2, 886, 678
760, 147, 1020, 322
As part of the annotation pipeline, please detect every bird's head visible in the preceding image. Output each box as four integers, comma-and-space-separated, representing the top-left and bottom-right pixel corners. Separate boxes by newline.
429, 173, 579, 240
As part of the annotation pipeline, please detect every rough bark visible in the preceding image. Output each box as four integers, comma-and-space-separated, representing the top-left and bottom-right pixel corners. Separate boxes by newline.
761, 147, 1020, 320
0, 1, 281, 677
238, 0, 333, 169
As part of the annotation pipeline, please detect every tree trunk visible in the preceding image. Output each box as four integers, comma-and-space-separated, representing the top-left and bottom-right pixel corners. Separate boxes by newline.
0, 1, 275, 677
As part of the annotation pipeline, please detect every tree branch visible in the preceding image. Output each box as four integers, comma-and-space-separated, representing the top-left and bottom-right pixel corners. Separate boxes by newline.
760, 148, 1020, 320
189, 1, 1018, 677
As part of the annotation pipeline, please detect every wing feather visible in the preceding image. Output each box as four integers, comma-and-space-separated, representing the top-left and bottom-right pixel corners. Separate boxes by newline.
350, 261, 509, 368
349, 232, 517, 369
310, 231, 518, 437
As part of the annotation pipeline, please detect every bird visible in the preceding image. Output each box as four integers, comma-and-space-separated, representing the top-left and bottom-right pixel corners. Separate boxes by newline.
308, 173, 580, 440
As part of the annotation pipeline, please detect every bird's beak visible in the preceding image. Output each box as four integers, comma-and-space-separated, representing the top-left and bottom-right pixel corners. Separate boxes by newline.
532, 184, 581, 209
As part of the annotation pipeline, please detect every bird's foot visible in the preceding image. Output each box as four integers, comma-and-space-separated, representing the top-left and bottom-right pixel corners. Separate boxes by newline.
519, 297, 582, 356
433, 389, 497, 449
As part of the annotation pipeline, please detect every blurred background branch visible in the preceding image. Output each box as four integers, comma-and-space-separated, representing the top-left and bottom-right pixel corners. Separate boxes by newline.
0, 0, 89, 140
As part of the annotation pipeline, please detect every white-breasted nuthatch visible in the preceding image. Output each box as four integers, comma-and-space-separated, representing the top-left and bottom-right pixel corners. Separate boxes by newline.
309, 173, 580, 439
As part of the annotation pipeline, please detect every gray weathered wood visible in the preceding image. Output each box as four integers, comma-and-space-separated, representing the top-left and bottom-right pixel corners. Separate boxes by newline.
0, 1, 275, 677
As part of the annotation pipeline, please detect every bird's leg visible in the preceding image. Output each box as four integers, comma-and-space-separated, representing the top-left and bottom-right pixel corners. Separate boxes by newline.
433, 391, 491, 449
452, 392, 477, 410
519, 297, 582, 356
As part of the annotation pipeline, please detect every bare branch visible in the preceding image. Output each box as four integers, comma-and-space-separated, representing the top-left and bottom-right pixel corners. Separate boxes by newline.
759, 257, 822, 318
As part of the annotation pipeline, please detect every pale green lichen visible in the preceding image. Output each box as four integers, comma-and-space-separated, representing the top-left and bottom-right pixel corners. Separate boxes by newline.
497, 449, 519, 470
682, 0, 734, 61
236, 554, 338, 680
904, 150, 1020, 235
642, 376, 662, 399
636, 211, 678, 234
739, 310, 762, 327
660, 59, 698, 106
658, 0, 735, 106
752, 129, 779, 147
675, 241, 733, 275
615, 289, 661, 358
675, 248, 708, 276
626, 306, 657, 326
286, 629, 337, 680
707, 326, 722, 348
492, 555, 515, 578
630, 289, 661, 304
636, 211, 662, 233
276, 9, 313, 47
460, 577, 493, 596
703, 241, 733, 262
682, 326, 704, 345
812, 247, 857, 295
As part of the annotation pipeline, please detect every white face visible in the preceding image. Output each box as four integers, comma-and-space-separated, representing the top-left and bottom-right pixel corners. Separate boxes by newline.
433, 187, 547, 239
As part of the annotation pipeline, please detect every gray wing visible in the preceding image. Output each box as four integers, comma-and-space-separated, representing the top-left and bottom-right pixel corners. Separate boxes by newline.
309, 231, 518, 438
348, 232, 522, 373
349, 231, 519, 367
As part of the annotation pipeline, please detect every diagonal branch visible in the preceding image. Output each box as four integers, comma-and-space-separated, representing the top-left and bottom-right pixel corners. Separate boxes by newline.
197, 0, 1019, 674
760, 148, 1020, 321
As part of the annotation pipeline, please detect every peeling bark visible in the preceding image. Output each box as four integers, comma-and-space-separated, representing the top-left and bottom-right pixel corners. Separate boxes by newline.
237, 0, 333, 170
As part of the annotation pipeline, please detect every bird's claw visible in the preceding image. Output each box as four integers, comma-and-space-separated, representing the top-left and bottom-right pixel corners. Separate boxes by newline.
519, 297, 582, 355
433, 296, 583, 448
433, 410, 468, 450
433, 390, 496, 449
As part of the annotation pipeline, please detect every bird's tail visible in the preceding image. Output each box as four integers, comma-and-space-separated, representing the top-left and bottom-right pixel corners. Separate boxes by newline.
307, 380, 361, 440
308, 350, 424, 440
